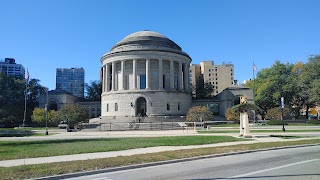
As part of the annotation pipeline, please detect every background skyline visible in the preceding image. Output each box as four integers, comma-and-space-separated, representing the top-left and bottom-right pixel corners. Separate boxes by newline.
1, 0, 319, 91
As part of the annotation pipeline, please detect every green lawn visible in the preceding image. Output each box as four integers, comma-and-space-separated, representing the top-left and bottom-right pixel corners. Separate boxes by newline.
0, 136, 247, 160
198, 129, 319, 134
1, 139, 319, 180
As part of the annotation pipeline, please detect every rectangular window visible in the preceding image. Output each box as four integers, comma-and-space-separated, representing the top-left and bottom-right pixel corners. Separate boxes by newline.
115, 103, 118, 111
178, 102, 180, 111
163, 75, 166, 89
107, 104, 109, 112
167, 103, 170, 110
174, 76, 178, 90
140, 74, 146, 89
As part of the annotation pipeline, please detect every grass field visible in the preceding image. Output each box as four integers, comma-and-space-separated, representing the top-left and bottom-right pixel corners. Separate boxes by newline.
0, 136, 247, 160
198, 129, 320, 133
1, 139, 319, 180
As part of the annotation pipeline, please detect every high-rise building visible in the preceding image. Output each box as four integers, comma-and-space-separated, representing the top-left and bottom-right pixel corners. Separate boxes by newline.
190, 61, 234, 97
56, 67, 85, 98
0, 58, 25, 77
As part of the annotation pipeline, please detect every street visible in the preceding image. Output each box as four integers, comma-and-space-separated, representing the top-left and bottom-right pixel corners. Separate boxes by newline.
64, 145, 320, 180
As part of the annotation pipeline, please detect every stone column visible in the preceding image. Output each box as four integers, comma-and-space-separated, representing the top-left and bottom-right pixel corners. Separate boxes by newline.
132, 59, 137, 89
170, 60, 174, 90
185, 64, 190, 92
106, 63, 110, 91
183, 63, 189, 92
120, 60, 125, 90
111, 61, 115, 91
158, 59, 163, 90
146, 58, 150, 89
102, 65, 105, 92
178, 62, 182, 91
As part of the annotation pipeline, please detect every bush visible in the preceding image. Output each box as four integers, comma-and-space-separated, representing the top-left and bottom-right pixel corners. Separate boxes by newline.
306, 120, 320, 124
186, 106, 214, 122
267, 119, 288, 125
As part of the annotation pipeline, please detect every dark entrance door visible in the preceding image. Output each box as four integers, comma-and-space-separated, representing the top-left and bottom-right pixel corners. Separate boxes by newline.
136, 97, 147, 117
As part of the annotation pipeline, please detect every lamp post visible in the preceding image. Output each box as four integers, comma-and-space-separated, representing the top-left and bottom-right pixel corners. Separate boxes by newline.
41, 86, 49, 135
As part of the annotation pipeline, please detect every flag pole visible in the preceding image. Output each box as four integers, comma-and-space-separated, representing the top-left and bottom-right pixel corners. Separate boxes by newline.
253, 62, 256, 124
23, 69, 29, 127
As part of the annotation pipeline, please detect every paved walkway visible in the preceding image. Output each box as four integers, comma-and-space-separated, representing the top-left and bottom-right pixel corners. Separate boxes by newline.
1, 129, 320, 167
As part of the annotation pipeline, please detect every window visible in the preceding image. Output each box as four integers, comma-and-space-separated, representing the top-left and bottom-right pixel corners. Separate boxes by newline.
216, 90, 218, 93
174, 76, 178, 90
115, 103, 118, 111
215, 73, 217, 76
178, 102, 180, 111
209, 69, 211, 72
231, 73, 233, 76
216, 82, 218, 84
167, 103, 170, 110
106, 104, 109, 112
209, 74, 211, 76
163, 75, 166, 89
140, 74, 146, 89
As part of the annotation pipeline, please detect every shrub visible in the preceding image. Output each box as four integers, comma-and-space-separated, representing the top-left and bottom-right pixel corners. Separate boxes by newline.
306, 120, 320, 124
267, 119, 288, 125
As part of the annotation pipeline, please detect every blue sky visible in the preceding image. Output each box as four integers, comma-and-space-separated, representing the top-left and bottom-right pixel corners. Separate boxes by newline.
1, 0, 319, 90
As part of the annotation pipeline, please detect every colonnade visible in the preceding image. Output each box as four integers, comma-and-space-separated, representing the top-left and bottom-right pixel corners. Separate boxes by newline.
102, 59, 190, 93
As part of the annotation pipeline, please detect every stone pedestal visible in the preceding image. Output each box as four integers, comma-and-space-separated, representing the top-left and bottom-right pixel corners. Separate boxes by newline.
240, 112, 252, 138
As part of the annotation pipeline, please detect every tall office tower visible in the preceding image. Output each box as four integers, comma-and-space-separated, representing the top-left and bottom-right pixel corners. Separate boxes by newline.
190, 61, 234, 97
0, 58, 25, 77
56, 67, 85, 98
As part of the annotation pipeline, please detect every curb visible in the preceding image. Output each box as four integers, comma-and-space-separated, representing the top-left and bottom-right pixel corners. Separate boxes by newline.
36, 143, 320, 180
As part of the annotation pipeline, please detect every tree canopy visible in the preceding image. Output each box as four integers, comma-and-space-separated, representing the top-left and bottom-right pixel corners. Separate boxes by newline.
245, 55, 320, 119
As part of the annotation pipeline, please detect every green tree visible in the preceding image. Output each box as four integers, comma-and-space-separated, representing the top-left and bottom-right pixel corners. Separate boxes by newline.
85, 80, 102, 101
0, 73, 25, 126
246, 61, 296, 111
58, 104, 89, 126
203, 82, 214, 98
293, 55, 320, 118
31, 108, 58, 125
186, 106, 214, 122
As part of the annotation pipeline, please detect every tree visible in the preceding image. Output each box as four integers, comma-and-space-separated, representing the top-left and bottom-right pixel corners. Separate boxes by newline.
225, 108, 239, 122
85, 80, 102, 101
0, 73, 25, 126
31, 108, 58, 125
58, 104, 89, 126
186, 106, 214, 122
245, 61, 297, 111
265, 107, 292, 120
203, 82, 214, 98
293, 55, 320, 118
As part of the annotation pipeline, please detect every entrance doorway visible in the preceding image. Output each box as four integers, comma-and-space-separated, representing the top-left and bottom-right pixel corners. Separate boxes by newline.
136, 97, 147, 117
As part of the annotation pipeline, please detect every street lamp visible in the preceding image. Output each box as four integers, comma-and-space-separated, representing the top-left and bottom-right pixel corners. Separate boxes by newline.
41, 86, 49, 135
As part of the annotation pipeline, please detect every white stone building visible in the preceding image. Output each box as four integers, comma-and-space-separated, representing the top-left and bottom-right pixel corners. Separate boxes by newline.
100, 31, 192, 117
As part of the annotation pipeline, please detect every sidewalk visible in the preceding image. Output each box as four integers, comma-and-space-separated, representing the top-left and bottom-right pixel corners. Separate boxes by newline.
1, 131, 319, 167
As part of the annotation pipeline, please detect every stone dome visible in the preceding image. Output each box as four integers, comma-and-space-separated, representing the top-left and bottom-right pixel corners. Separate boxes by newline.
103, 30, 190, 58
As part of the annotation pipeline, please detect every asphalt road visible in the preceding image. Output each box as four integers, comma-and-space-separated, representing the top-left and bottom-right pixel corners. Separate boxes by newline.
64, 145, 320, 180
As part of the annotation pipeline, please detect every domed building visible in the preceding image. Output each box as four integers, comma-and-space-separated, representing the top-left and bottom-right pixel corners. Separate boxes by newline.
100, 30, 192, 117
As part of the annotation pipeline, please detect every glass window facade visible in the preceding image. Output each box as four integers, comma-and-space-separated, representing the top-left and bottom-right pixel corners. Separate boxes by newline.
56, 67, 85, 97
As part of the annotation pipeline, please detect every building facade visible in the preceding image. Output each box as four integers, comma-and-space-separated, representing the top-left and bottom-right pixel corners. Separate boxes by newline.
0, 58, 25, 77
101, 31, 192, 117
56, 67, 85, 98
39, 89, 101, 118
190, 61, 234, 97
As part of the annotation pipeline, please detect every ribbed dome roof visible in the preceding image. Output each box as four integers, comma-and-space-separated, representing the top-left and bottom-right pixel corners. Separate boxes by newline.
103, 30, 190, 58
